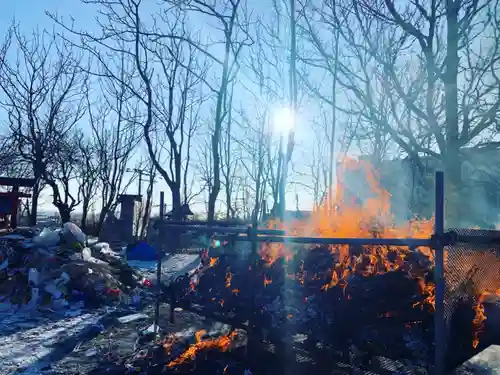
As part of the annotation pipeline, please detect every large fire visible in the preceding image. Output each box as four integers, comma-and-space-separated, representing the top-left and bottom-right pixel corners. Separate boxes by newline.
260, 157, 435, 293
171, 157, 490, 368
257, 157, 489, 349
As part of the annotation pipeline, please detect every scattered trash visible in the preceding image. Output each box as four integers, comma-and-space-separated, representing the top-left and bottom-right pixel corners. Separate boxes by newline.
85, 348, 98, 357
117, 313, 148, 324
0, 224, 147, 312
141, 323, 158, 335
62, 222, 86, 247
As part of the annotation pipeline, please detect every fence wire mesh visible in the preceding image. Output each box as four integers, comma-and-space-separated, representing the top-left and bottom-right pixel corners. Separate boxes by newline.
444, 228, 500, 368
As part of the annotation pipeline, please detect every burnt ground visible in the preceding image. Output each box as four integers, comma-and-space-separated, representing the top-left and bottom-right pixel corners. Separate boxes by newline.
41, 303, 220, 375
34, 301, 431, 375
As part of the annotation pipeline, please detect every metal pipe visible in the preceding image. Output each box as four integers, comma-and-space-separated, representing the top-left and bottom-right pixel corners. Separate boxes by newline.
433, 171, 445, 375
154, 191, 165, 336
452, 234, 500, 245
162, 223, 286, 236
214, 234, 432, 247
163, 224, 433, 247
163, 219, 256, 227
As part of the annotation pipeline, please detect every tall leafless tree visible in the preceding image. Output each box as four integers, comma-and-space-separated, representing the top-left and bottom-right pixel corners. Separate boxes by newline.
86, 74, 140, 233
174, 0, 253, 221
77, 134, 100, 231
221, 83, 240, 219
43, 132, 86, 222
299, 0, 500, 225
51, 0, 213, 221
0, 24, 86, 225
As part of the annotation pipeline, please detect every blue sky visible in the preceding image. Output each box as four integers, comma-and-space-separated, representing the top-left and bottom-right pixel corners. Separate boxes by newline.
1, 1, 89, 32
1, 0, 322, 216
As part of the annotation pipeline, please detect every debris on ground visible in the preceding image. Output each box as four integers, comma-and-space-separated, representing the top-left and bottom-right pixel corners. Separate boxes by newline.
0, 222, 148, 312
44, 303, 245, 375
0, 309, 105, 374
0, 222, 208, 375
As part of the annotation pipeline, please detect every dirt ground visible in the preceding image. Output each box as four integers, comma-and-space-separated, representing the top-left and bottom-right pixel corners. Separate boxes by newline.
42, 303, 233, 375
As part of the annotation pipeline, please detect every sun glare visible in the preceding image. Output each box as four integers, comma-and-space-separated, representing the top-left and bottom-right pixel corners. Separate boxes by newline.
273, 107, 295, 135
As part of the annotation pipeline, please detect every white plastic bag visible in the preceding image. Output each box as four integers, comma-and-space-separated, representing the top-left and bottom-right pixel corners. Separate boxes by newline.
82, 248, 92, 261
93, 242, 110, 251
62, 222, 86, 245
32, 227, 61, 247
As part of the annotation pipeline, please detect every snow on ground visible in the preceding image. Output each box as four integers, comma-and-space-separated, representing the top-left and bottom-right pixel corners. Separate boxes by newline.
128, 253, 200, 284
0, 309, 103, 375
0, 254, 200, 375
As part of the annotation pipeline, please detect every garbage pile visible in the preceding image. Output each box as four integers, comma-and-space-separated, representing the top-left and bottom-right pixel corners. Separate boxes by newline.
0, 222, 148, 312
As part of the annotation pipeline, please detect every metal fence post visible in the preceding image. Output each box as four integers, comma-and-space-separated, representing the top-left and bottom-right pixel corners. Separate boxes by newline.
434, 171, 445, 375
154, 191, 165, 336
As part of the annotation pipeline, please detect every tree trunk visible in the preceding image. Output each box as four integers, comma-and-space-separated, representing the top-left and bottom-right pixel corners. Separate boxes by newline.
30, 163, 43, 226
207, 23, 232, 222
57, 204, 72, 223
81, 199, 90, 232
97, 207, 109, 235
279, 0, 298, 221
328, 27, 340, 212
29, 184, 39, 227
444, 0, 462, 227
139, 174, 155, 239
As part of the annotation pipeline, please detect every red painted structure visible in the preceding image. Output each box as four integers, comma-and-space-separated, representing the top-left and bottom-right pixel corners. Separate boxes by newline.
0, 177, 35, 229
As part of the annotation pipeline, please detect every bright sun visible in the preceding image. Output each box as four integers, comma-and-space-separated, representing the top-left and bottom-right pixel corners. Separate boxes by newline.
273, 107, 295, 135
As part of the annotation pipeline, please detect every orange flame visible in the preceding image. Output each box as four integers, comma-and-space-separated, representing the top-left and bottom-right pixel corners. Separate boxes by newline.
209, 257, 218, 267
225, 271, 233, 288
472, 290, 500, 348
413, 279, 436, 312
264, 275, 272, 286
167, 330, 237, 367
259, 157, 436, 309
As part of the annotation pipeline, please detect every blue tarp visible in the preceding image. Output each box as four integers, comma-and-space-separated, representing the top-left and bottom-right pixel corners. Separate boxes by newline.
126, 241, 157, 261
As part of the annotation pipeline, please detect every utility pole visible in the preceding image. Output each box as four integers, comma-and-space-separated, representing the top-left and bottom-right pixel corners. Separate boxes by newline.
126, 168, 155, 196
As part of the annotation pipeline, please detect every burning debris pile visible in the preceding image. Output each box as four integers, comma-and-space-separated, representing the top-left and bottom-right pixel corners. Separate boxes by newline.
168, 158, 439, 371
173, 243, 436, 367
0, 222, 145, 312
165, 159, 500, 372
87, 328, 248, 375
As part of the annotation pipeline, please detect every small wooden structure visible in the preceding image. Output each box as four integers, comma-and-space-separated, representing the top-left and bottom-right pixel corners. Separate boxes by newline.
0, 177, 35, 229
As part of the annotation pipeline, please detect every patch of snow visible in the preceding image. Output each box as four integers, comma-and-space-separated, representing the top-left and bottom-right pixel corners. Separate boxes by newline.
128, 253, 200, 284
0, 311, 102, 374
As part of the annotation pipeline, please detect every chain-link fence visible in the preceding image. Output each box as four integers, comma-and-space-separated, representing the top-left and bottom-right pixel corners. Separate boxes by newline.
444, 228, 500, 369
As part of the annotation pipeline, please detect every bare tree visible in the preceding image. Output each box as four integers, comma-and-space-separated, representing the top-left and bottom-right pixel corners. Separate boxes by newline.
87, 75, 140, 233
44, 133, 85, 222
279, 0, 298, 219
51, 0, 213, 222
182, 94, 206, 205
247, 17, 287, 218
364, 0, 498, 223
147, 18, 206, 220
0, 24, 85, 225
174, 0, 253, 221
221, 83, 239, 219
235, 107, 269, 224
299, 0, 500, 224
139, 156, 157, 238
77, 134, 101, 231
